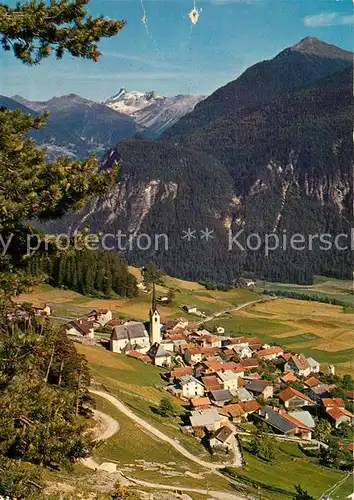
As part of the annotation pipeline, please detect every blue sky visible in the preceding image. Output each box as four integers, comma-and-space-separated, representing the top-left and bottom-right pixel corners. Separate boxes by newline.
1, 0, 353, 100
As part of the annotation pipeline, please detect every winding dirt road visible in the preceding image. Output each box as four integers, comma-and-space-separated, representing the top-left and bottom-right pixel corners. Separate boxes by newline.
89, 389, 242, 470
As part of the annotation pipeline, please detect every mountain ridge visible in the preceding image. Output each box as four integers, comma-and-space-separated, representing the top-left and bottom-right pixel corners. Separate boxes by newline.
162, 37, 353, 141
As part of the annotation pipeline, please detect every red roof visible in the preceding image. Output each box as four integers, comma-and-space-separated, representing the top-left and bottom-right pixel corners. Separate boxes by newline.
321, 398, 345, 408
326, 407, 354, 421
202, 375, 222, 390
170, 367, 193, 378
304, 376, 321, 388
240, 400, 261, 413
191, 396, 211, 408
256, 346, 283, 358
278, 387, 314, 404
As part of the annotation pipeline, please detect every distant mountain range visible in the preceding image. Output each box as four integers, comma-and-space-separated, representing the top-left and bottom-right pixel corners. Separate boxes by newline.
44, 37, 353, 285
104, 89, 205, 136
2, 89, 205, 159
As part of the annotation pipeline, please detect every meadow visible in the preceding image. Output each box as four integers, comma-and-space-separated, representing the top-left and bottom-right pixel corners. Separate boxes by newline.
227, 440, 352, 500
208, 296, 353, 375
18, 269, 259, 323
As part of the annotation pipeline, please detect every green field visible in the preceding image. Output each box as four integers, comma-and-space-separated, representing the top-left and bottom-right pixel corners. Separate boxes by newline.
260, 275, 354, 307
227, 441, 352, 500
18, 274, 259, 323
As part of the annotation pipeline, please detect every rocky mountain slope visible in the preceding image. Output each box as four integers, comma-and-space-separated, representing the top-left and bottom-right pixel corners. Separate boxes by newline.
39, 38, 354, 284
104, 89, 205, 136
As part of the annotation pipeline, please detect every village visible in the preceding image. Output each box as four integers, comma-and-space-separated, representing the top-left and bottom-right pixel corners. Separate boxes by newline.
26, 284, 349, 462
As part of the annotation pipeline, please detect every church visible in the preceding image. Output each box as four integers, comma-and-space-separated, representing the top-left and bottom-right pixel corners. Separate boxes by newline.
110, 283, 173, 367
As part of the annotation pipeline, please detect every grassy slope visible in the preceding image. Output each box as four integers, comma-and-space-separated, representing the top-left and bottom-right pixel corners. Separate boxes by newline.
229, 441, 352, 500
92, 395, 234, 492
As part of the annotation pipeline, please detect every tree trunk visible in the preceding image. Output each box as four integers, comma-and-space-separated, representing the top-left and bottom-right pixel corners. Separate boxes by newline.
58, 360, 64, 386
75, 368, 82, 416
44, 345, 55, 384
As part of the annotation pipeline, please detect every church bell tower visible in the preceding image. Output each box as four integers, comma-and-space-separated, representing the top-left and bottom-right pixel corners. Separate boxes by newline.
149, 283, 161, 344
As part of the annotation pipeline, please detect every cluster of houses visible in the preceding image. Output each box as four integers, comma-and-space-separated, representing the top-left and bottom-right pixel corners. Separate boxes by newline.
60, 289, 354, 447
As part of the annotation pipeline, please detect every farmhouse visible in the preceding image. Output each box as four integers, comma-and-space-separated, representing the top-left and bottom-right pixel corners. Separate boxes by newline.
217, 370, 239, 393
88, 309, 112, 326
182, 305, 198, 314
31, 303, 52, 316
255, 346, 283, 361
191, 396, 212, 410
246, 380, 273, 400
259, 406, 312, 440
284, 354, 311, 377
189, 408, 223, 432
209, 426, 234, 450
326, 407, 354, 428
148, 343, 172, 367
67, 319, 95, 339
278, 387, 314, 410
179, 375, 205, 399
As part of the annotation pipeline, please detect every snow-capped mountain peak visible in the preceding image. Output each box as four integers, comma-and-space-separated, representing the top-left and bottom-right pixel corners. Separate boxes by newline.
104, 89, 164, 115
103, 89, 206, 136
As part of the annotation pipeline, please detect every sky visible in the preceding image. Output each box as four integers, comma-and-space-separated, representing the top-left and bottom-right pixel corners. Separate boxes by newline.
1, 0, 353, 101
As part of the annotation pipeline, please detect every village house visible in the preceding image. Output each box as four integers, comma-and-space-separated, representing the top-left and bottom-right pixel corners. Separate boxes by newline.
219, 403, 244, 423
167, 366, 193, 382
110, 322, 150, 354
182, 305, 198, 314
31, 303, 52, 316
307, 357, 321, 373
191, 396, 212, 410
275, 371, 299, 388
246, 379, 274, 400
326, 407, 354, 428
284, 354, 311, 377
304, 376, 321, 388
288, 410, 316, 430
220, 399, 261, 424
217, 370, 239, 394
179, 375, 205, 399
184, 346, 203, 364
259, 406, 312, 440
147, 343, 172, 367
209, 426, 234, 450
240, 358, 260, 371
210, 389, 233, 407
189, 408, 224, 432
307, 383, 336, 401
255, 346, 284, 361
202, 375, 223, 392
278, 387, 315, 410
66, 319, 95, 339
88, 309, 112, 326
232, 343, 253, 359
238, 387, 254, 402
196, 334, 222, 349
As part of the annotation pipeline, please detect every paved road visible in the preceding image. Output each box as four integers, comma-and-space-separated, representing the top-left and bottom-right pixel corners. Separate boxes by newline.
89, 389, 242, 470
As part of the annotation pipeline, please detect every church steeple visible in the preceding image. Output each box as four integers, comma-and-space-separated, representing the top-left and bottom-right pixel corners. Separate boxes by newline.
151, 282, 158, 313
149, 283, 161, 344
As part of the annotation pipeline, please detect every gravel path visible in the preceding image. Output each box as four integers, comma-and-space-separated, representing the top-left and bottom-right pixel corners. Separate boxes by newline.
89, 389, 242, 470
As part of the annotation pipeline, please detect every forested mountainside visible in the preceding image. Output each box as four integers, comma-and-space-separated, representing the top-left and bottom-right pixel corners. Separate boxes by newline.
163, 37, 353, 141
41, 39, 353, 285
